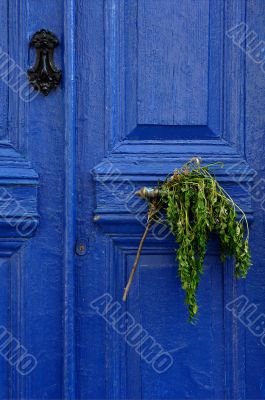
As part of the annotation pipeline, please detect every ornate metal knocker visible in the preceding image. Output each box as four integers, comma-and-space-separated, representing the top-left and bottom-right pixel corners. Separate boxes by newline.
27, 29, 62, 96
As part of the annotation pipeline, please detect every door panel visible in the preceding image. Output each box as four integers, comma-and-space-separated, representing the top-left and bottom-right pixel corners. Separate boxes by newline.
1, 0, 265, 399
0, 1, 67, 399
76, 1, 265, 399
137, 0, 209, 126
103, 0, 242, 145
122, 250, 225, 399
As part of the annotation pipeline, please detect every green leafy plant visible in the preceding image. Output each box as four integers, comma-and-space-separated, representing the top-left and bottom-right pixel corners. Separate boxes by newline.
123, 158, 251, 321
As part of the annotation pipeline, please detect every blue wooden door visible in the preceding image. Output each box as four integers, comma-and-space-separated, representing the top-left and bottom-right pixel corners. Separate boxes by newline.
0, 0, 265, 399
77, 1, 265, 399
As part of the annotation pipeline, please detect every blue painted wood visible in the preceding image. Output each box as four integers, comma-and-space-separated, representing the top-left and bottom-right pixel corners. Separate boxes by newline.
75, 1, 106, 398
77, 1, 265, 399
137, 0, 209, 126
63, 0, 77, 398
0, 0, 64, 399
21, 0, 65, 397
0, 0, 264, 399
244, 1, 265, 398
103, 0, 243, 152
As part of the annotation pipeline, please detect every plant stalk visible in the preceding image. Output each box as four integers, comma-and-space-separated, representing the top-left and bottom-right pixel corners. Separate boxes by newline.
122, 220, 152, 302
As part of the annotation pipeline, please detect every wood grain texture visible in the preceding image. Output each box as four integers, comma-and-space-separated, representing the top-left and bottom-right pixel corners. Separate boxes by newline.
75, 1, 106, 399
1, 0, 264, 399
0, 0, 8, 140
244, 0, 265, 398
5, 0, 64, 398
0, 1, 40, 398
80, 1, 258, 399
137, 0, 209, 125
104, 0, 243, 144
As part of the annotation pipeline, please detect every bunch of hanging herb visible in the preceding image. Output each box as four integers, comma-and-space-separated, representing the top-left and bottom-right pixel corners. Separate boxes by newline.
123, 158, 251, 322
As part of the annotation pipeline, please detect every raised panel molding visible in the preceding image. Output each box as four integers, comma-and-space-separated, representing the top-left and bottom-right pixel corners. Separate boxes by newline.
137, 0, 209, 126
94, 0, 253, 233
0, 0, 39, 257
104, 234, 244, 399
94, 4, 250, 398
104, 0, 245, 149
93, 156, 254, 233
0, 1, 39, 398
0, 141, 38, 256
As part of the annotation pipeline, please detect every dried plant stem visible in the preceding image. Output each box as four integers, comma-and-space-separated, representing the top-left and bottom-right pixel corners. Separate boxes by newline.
122, 220, 152, 302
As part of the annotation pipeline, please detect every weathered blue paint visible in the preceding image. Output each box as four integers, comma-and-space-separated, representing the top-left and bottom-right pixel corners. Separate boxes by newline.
76, 1, 265, 399
63, 0, 77, 399
0, 0, 265, 399
0, 0, 65, 398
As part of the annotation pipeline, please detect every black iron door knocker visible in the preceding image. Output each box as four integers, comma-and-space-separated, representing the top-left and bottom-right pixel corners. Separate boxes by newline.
27, 29, 62, 96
